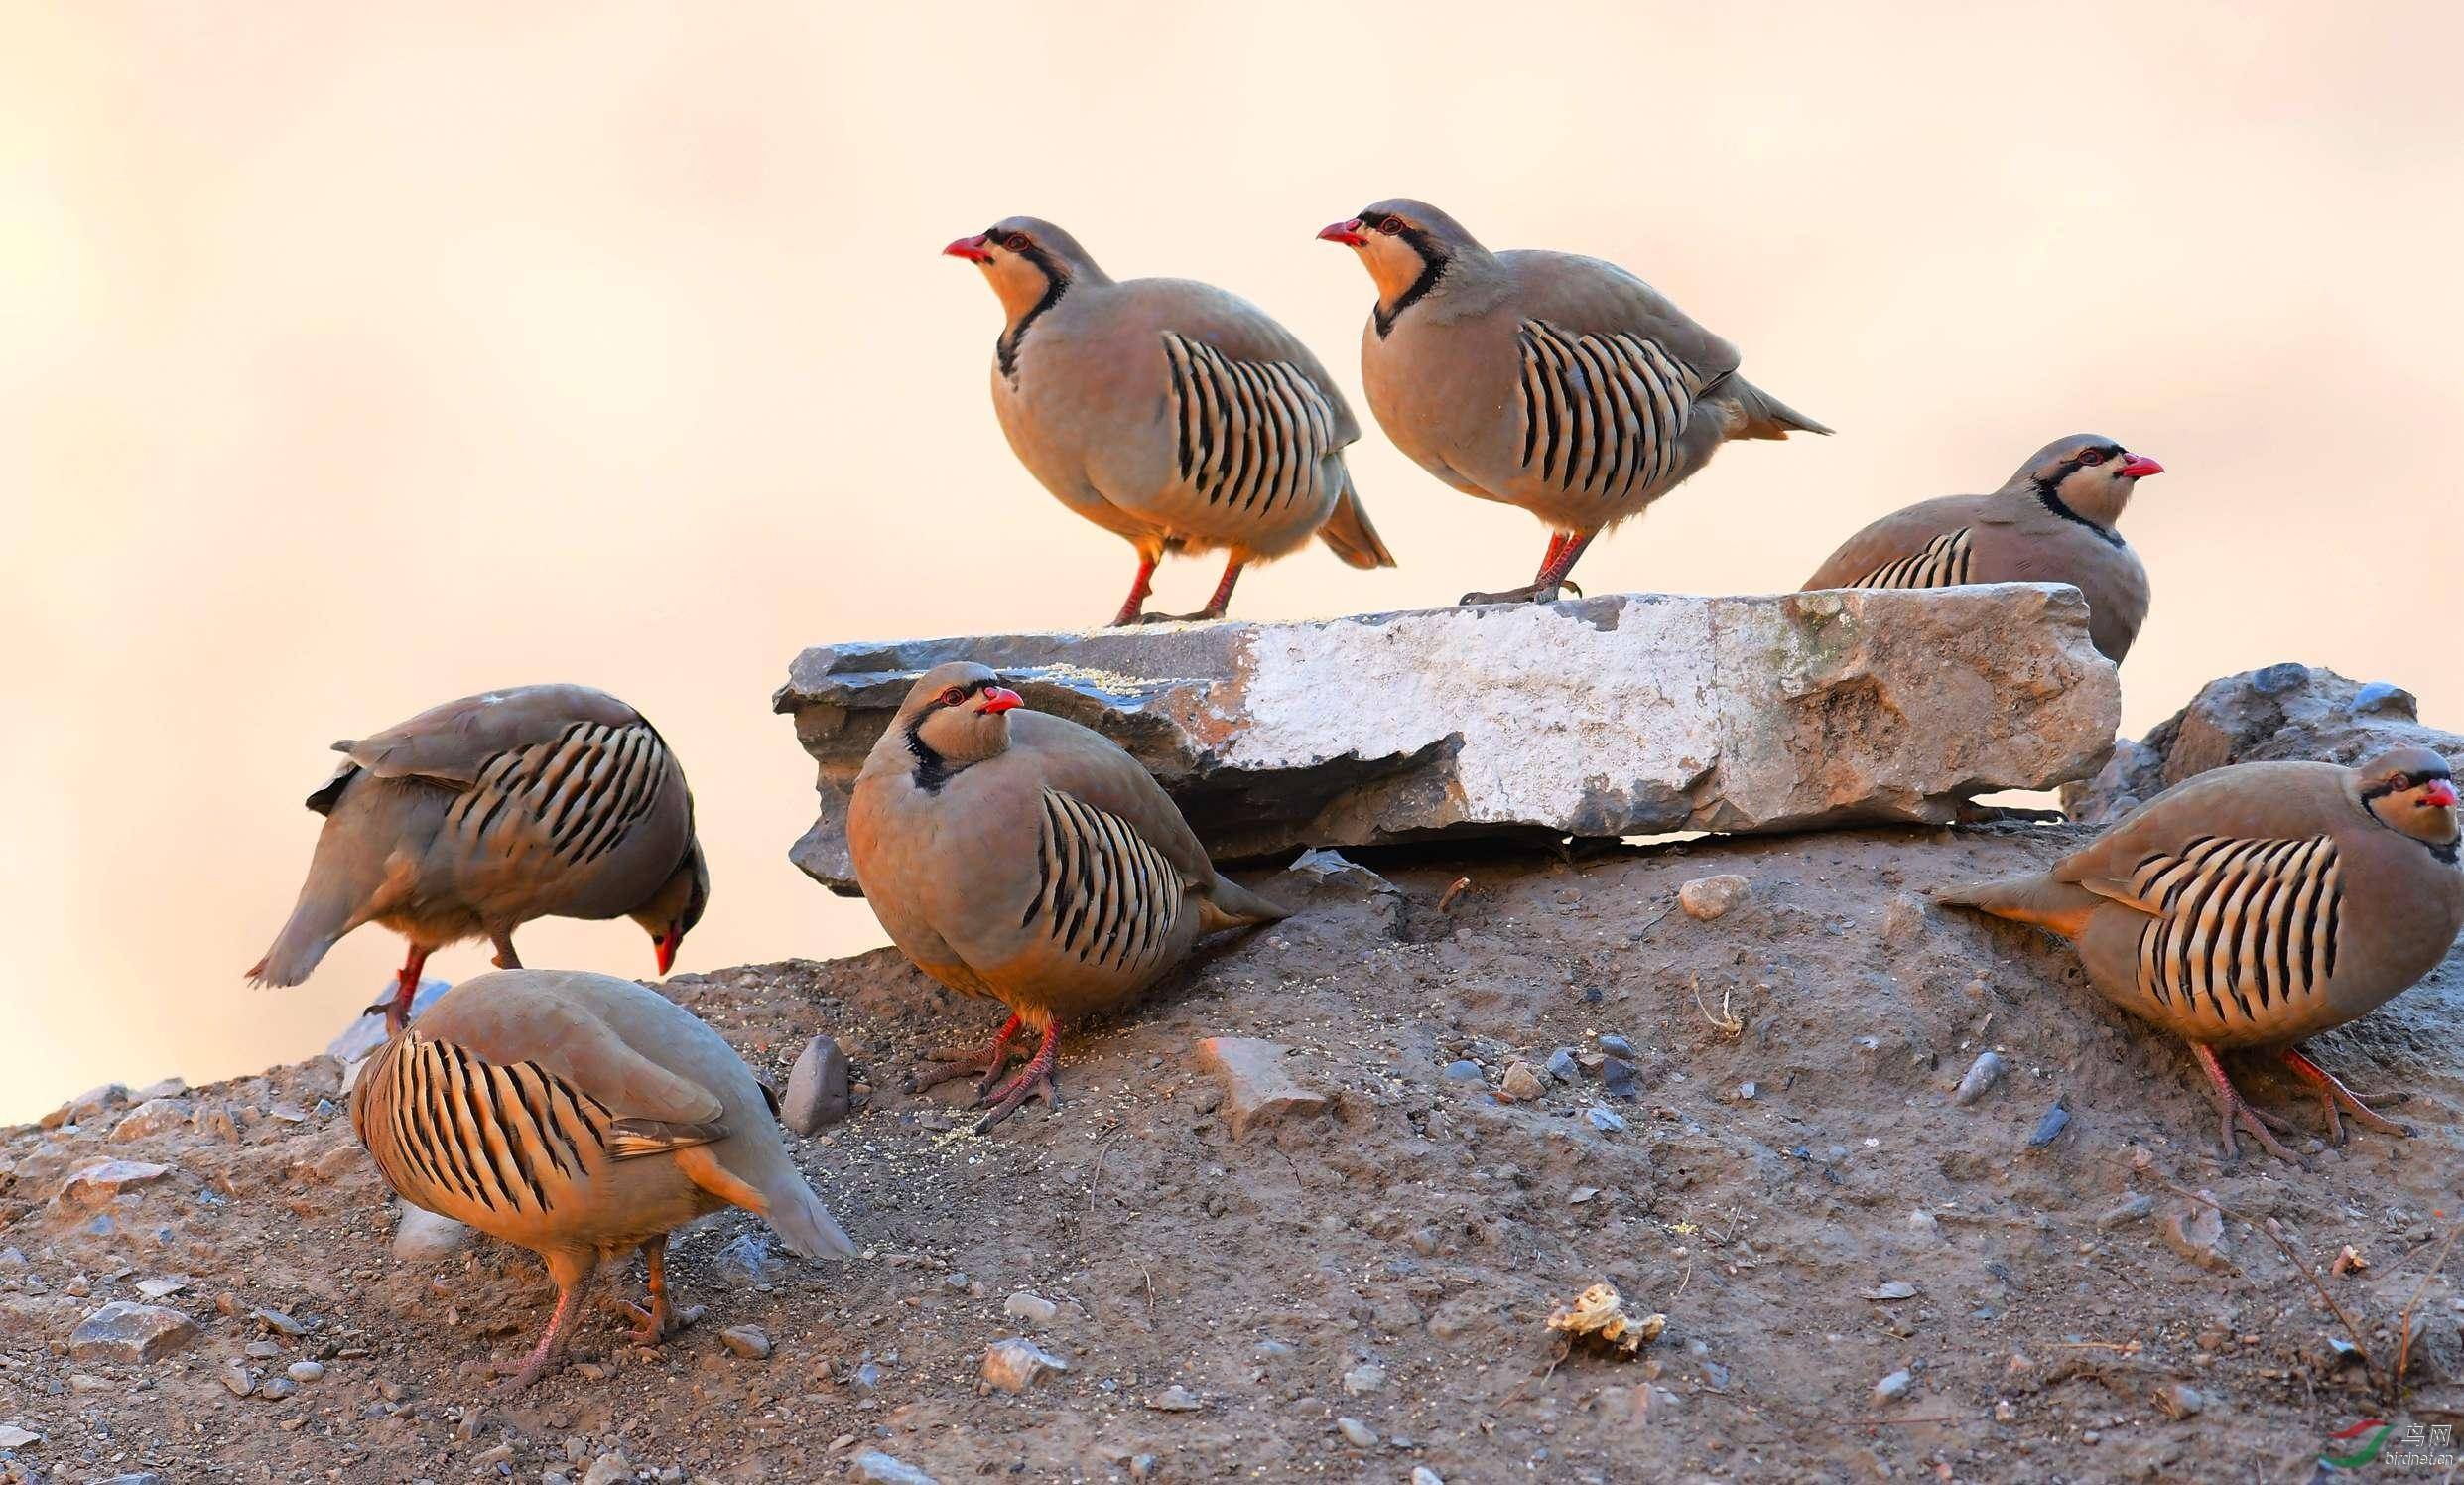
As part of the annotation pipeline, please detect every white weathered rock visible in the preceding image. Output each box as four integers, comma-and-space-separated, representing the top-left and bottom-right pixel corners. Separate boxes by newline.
1002, 1290, 1059, 1326
980, 1337, 1068, 1392
851, 1451, 939, 1485
108, 1100, 195, 1143
68, 1301, 197, 1362
775, 586, 2117, 887
718, 1324, 772, 1360
55, 1160, 172, 1210
1194, 1037, 1331, 1140
324, 978, 451, 1065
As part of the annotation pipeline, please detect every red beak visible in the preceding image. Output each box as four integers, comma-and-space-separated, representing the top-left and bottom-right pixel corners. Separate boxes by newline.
943, 234, 993, 264
2119, 455, 2163, 479
977, 687, 1023, 715
655, 933, 678, 976
1317, 219, 1367, 247
2423, 780, 2458, 809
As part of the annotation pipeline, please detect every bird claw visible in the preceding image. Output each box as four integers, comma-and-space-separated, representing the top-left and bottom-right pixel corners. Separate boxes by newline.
1132, 608, 1221, 625
908, 1045, 1022, 1094
620, 1300, 703, 1347
1458, 582, 1567, 607
971, 1067, 1059, 1133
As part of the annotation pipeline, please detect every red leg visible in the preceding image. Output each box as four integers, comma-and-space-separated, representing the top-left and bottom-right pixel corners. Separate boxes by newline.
1109, 555, 1160, 627
491, 1262, 592, 1395
2188, 1043, 2307, 1168
908, 1012, 1025, 1094
2278, 1046, 2410, 1144
1536, 529, 1597, 595
1196, 555, 1244, 619
618, 1235, 703, 1346
1536, 531, 1570, 581
367, 944, 431, 1035
972, 1021, 1061, 1132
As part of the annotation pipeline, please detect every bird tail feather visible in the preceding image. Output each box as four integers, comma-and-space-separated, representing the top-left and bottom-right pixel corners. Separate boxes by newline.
1729, 378, 1833, 440
247, 877, 362, 988
764, 1178, 858, 1261
1316, 472, 1397, 570
1933, 874, 2098, 940
1197, 876, 1291, 934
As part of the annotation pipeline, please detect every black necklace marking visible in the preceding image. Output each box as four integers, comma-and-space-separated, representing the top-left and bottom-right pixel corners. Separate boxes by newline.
902, 680, 997, 794
2032, 459, 2125, 549
2360, 771, 2461, 860
997, 247, 1069, 380
1361, 214, 1450, 338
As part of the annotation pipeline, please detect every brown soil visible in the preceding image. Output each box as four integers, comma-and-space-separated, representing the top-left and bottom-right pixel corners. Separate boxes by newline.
4, 824, 2461, 1483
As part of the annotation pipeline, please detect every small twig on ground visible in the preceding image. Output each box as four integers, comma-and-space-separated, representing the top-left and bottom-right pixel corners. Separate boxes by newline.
2395, 1224, 2463, 1390
1437, 878, 1473, 915
2128, 1162, 2387, 1395
1084, 1126, 1127, 1210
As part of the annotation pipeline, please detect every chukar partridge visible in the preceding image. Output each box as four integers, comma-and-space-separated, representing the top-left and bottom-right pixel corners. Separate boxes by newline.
251, 685, 708, 1031
946, 216, 1395, 624
1318, 199, 1827, 605
1939, 746, 2463, 1164
1803, 434, 2162, 662
351, 969, 855, 1391
847, 662, 1289, 1129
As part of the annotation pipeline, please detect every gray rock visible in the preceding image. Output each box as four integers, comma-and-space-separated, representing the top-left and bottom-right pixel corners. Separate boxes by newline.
251, 1306, 308, 1337
1596, 1034, 1634, 1057
1949, 1051, 2008, 1107
1544, 1048, 1579, 1083
1677, 875, 1753, 921
391, 1206, 475, 1262
54, 1160, 172, 1210
1342, 1362, 1386, 1395
1145, 1384, 1203, 1411
776, 587, 2118, 891
0, 1423, 39, 1449
981, 1337, 1068, 1392
1875, 1368, 1913, 1402
1194, 1037, 1332, 1139
1600, 1059, 1638, 1099
718, 1324, 772, 1360
1412, 1470, 1445, 1485
1335, 1417, 1378, 1447
780, 1034, 851, 1135
1443, 1059, 1484, 1082
287, 1360, 325, 1382
2065, 664, 2463, 825
258, 1375, 300, 1402
2161, 1194, 2231, 1271
2026, 1102, 2071, 1147
218, 1359, 255, 1396
325, 978, 451, 1064
1002, 1290, 1059, 1326
579, 1452, 632, 1485
851, 1451, 939, 1485
2097, 1194, 2155, 1229
2153, 1381, 2204, 1418
69, 1301, 197, 1363
1586, 1107, 1627, 1133
713, 1233, 782, 1288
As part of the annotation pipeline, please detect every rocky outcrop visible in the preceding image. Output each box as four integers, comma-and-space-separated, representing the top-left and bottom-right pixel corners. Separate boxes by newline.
2065, 663, 2463, 825
775, 586, 2119, 891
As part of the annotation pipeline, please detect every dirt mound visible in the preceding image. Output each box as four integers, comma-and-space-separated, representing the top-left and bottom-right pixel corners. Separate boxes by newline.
4, 825, 2461, 1482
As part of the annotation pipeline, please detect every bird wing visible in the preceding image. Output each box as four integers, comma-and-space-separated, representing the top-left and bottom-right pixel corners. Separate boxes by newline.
1005, 711, 1213, 885
1804, 495, 1996, 590
1008, 785, 1192, 975
1499, 250, 1744, 387
437, 985, 727, 1134
431, 716, 684, 875
2084, 833, 2347, 1027
1135, 279, 1362, 446
336, 685, 645, 788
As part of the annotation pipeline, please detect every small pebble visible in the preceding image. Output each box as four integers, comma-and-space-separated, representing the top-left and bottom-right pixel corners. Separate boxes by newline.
718, 1325, 772, 1360
1002, 1290, 1060, 1326
287, 1361, 324, 1383
1597, 1034, 1634, 1057
1499, 1062, 1544, 1102
1586, 1107, 1626, 1133
1335, 1417, 1378, 1447
1678, 874, 1752, 921
2027, 1102, 2071, 1147
1145, 1384, 1203, 1412
1950, 1051, 2008, 1107
1544, 1048, 1578, 1082
1342, 1362, 1385, 1395
1443, 1060, 1483, 1083
1874, 1368, 1912, 1403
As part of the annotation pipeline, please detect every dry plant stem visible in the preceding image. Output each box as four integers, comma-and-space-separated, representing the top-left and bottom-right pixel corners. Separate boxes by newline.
1437, 878, 1472, 915
2129, 1162, 2387, 1394
2394, 1224, 2463, 1390
1692, 973, 1744, 1037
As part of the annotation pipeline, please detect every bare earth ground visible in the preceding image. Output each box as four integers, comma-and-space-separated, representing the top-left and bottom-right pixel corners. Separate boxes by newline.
4, 824, 2461, 1484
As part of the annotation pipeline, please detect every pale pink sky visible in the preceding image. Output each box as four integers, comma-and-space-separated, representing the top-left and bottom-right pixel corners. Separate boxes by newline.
4, 3, 2460, 1119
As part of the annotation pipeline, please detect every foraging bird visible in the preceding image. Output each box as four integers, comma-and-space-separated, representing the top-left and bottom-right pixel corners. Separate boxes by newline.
1938, 746, 2464, 1164
847, 662, 1288, 1129
1318, 199, 1827, 606
350, 970, 855, 1391
1803, 435, 2162, 662
250, 685, 708, 1031
946, 217, 1394, 625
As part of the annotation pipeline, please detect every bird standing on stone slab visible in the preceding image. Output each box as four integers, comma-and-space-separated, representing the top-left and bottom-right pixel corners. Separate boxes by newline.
350, 969, 855, 1392
1938, 746, 2464, 1166
946, 216, 1395, 625
250, 685, 708, 1032
1802, 434, 2162, 662
1318, 199, 1828, 606
847, 662, 1289, 1130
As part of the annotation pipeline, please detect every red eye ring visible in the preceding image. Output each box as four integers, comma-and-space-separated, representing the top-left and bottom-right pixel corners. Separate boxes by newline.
939, 686, 966, 706
1377, 218, 1402, 235
1003, 233, 1030, 252
2078, 449, 2108, 466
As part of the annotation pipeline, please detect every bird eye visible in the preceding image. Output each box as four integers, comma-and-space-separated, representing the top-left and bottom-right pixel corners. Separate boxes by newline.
939, 686, 965, 706
1003, 233, 1031, 252
1377, 217, 1403, 235
2078, 449, 2108, 467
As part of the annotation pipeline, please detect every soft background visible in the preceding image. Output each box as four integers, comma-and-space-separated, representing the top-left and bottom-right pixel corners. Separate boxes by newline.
4, 2, 2458, 1121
